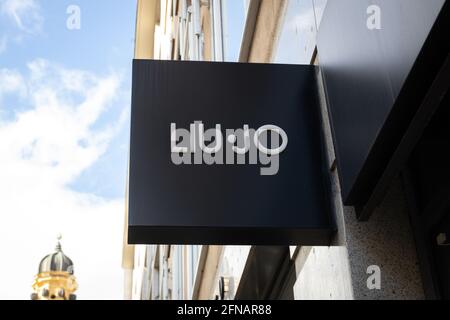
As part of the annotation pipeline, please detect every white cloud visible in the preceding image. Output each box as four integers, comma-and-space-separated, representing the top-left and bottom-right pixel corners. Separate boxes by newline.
0, 0, 43, 54
288, 7, 315, 33
0, 0, 43, 34
0, 68, 26, 102
0, 60, 127, 300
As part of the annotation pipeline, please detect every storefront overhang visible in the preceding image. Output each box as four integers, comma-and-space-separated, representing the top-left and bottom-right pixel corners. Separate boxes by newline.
317, 0, 449, 220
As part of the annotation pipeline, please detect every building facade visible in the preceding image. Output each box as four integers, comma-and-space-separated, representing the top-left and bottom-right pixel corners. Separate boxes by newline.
122, 0, 450, 300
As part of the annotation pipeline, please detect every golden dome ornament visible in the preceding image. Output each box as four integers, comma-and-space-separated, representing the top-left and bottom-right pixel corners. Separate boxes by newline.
31, 235, 78, 300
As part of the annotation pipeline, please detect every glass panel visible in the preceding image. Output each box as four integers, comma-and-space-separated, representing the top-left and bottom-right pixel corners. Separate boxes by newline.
313, 0, 328, 30
221, 0, 249, 62
273, 0, 317, 64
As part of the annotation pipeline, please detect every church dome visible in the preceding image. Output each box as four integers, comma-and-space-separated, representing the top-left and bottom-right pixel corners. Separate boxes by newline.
38, 236, 74, 275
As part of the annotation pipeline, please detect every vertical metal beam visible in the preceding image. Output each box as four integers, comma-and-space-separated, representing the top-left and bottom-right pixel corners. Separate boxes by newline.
211, 0, 224, 61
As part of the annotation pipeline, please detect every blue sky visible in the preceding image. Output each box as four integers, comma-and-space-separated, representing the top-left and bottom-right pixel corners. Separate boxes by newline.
222, 0, 247, 62
1, 0, 136, 199
0, 0, 136, 300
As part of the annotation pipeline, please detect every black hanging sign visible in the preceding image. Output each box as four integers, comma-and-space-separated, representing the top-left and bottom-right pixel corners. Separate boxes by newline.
128, 60, 334, 245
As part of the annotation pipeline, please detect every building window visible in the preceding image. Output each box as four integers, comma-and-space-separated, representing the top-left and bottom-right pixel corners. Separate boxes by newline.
221, 0, 249, 62
273, 0, 328, 64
